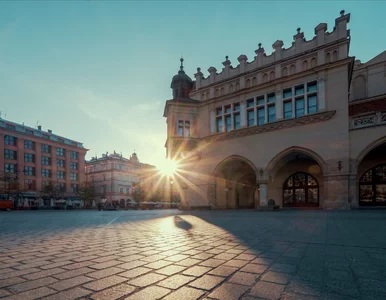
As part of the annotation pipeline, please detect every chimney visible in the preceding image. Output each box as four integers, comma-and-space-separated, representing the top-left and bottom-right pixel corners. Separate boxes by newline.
38, 125, 42, 130
48, 129, 52, 133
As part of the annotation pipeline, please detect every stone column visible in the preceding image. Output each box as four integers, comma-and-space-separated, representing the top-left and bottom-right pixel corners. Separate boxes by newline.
259, 183, 268, 207
318, 77, 326, 111
210, 110, 216, 133
240, 100, 247, 128
275, 89, 283, 120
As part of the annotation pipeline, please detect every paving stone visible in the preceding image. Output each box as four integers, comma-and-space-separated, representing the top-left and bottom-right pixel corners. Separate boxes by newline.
145, 260, 173, 270
8, 276, 58, 293
261, 271, 291, 284
164, 254, 189, 262
249, 281, 286, 299
213, 253, 237, 260
83, 275, 128, 291
0, 277, 26, 288
189, 274, 224, 290
4, 286, 56, 300
176, 258, 201, 267
0, 289, 11, 297
209, 265, 238, 277
251, 257, 275, 265
50, 275, 93, 291
269, 263, 297, 273
208, 282, 249, 300
90, 283, 136, 300
240, 263, 269, 274
23, 268, 66, 280
128, 273, 166, 287
42, 287, 92, 300
235, 254, 257, 261
183, 266, 212, 277
41, 261, 73, 270
88, 267, 125, 279
162, 286, 205, 300
89, 260, 121, 270
157, 274, 195, 289
53, 267, 93, 280
192, 253, 214, 260
285, 279, 322, 296
200, 258, 225, 268
125, 285, 170, 300
228, 271, 259, 286
119, 267, 153, 279
61, 261, 94, 270
223, 259, 249, 268
119, 260, 147, 270
156, 265, 186, 275
0, 268, 41, 280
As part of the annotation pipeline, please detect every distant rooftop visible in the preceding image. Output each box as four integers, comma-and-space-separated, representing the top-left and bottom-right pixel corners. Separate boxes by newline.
0, 117, 85, 149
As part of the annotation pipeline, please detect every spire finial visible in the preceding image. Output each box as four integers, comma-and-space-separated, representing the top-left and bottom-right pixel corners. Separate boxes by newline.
180, 57, 184, 71
297, 27, 301, 33
225, 55, 229, 61
340, 10, 345, 16
258, 43, 262, 49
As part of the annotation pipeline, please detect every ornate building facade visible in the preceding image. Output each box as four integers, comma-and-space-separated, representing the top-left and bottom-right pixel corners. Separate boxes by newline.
164, 11, 386, 209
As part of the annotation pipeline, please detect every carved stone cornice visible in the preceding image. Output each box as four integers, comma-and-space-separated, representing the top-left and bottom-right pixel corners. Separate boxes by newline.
203, 110, 336, 142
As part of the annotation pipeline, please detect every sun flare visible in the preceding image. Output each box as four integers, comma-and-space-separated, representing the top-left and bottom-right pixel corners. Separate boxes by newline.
158, 159, 179, 176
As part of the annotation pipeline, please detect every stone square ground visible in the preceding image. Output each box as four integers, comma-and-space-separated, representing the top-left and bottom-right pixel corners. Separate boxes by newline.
0, 209, 386, 299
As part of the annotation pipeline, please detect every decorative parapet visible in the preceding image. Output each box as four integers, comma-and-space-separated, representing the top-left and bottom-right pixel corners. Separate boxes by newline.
203, 110, 336, 143
350, 111, 386, 130
195, 10, 350, 91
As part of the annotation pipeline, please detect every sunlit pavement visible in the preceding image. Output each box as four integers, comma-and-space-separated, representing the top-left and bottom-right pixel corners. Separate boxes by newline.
1, 210, 386, 299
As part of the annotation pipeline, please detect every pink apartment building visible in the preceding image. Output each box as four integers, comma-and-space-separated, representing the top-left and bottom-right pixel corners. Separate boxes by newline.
0, 118, 88, 206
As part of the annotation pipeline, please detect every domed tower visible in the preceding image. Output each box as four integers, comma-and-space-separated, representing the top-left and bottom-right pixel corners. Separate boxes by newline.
130, 151, 139, 164
170, 58, 193, 99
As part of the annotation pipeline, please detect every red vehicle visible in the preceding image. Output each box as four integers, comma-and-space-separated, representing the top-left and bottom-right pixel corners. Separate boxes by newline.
0, 200, 13, 211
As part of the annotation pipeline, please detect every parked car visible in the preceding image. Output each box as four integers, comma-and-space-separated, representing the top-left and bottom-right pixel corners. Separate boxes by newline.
0, 200, 13, 211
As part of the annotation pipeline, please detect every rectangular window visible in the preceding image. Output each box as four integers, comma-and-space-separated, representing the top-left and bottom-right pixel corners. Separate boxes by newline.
5, 163, 16, 174
233, 103, 240, 111
70, 173, 77, 181
307, 81, 317, 93
24, 153, 35, 163
283, 88, 292, 99
267, 93, 276, 103
177, 120, 190, 137
216, 118, 223, 133
295, 85, 304, 96
70, 151, 78, 160
24, 166, 35, 176
234, 113, 241, 129
225, 115, 232, 132
284, 101, 292, 119
6, 124, 15, 130
120, 187, 124, 194
256, 96, 265, 106
57, 182, 66, 192
308, 95, 318, 114
246, 99, 254, 108
57, 171, 65, 179
224, 106, 231, 114
216, 107, 222, 116
25, 129, 34, 135
5, 135, 17, 146
43, 134, 50, 139
42, 169, 51, 178
41, 144, 51, 153
71, 183, 78, 193
57, 159, 65, 168
56, 148, 65, 156
268, 105, 276, 123
4, 149, 17, 160
178, 126, 183, 136
184, 121, 190, 137
24, 140, 35, 150
24, 179, 36, 190
247, 110, 255, 127
295, 98, 305, 117
41, 156, 50, 166
257, 108, 265, 125
70, 162, 78, 170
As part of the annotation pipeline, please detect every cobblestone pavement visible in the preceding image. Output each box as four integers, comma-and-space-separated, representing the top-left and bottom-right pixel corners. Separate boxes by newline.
1, 209, 386, 300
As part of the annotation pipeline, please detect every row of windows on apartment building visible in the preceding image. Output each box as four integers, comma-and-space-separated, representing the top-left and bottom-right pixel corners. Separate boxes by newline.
7, 151, 78, 169
22, 179, 79, 193
96, 186, 130, 195
4, 163, 79, 180
4, 136, 79, 159
4, 150, 78, 169
216, 81, 317, 132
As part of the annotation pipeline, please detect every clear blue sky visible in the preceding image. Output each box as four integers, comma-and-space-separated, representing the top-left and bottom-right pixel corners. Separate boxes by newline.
0, 1, 385, 168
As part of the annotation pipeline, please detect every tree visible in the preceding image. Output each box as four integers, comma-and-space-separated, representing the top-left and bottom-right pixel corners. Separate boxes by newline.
76, 181, 96, 207
0, 171, 22, 201
132, 182, 145, 204
40, 180, 64, 199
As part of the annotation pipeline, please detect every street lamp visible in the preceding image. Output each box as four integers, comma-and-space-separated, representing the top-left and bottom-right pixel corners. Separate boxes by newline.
169, 178, 174, 205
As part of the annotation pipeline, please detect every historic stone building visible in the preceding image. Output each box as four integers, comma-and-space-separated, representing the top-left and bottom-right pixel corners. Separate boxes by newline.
164, 11, 386, 209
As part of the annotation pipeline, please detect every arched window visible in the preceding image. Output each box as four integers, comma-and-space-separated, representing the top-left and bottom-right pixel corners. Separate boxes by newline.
215, 89, 219, 97
235, 82, 240, 91
252, 77, 257, 86
311, 58, 316, 68
359, 164, 386, 206
303, 60, 308, 71
220, 87, 224, 96
229, 84, 234, 93
270, 71, 275, 81
246, 79, 251, 88
283, 172, 319, 207
353, 75, 366, 100
290, 65, 296, 75
282, 67, 288, 76
332, 51, 338, 62
263, 73, 268, 83
325, 53, 330, 63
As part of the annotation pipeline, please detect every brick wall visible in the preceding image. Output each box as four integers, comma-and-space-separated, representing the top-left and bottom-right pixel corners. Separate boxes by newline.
349, 98, 386, 116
